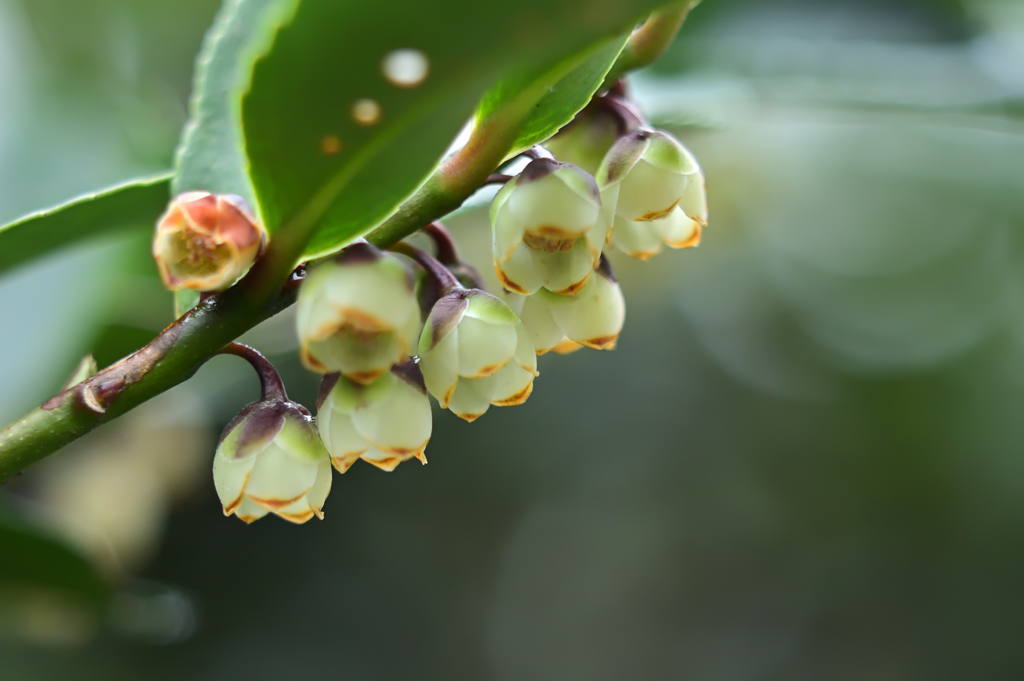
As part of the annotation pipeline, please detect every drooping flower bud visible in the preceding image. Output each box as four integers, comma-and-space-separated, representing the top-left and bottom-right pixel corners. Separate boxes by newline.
213, 398, 332, 524
506, 256, 625, 353
418, 289, 537, 422
545, 108, 620, 176
491, 159, 610, 296
597, 129, 706, 225
296, 243, 421, 384
316, 363, 432, 473
153, 192, 266, 292
610, 206, 701, 260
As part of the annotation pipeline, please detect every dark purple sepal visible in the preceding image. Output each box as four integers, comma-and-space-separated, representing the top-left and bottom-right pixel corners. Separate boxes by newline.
223, 399, 288, 460
595, 253, 618, 284
335, 240, 382, 266
597, 130, 649, 186
316, 373, 341, 411
391, 360, 427, 394
421, 290, 470, 354
518, 157, 565, 184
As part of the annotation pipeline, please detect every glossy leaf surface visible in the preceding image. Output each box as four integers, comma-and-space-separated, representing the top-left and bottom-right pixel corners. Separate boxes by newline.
0, 174, 171, 277
242, 0, 668, 259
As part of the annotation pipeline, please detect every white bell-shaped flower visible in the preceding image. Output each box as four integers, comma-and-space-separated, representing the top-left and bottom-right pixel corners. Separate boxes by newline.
506, 256, 625, 354
598, 129, 706, 225
316, 363, 432, 473
296, 242, 421, 384
418, 289, 538, 422
213, 398, 332, 524
490, 158, 611, 296
610, 206, 701, 260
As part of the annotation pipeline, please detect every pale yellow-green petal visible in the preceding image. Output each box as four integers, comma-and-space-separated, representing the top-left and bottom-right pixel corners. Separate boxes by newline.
295, 264, 334, 341
588, 184, 618, 257
448, 378, 493, 422
488, 177, 517, 224
319, 258, 416, 331
496, 242, 543, 295
399, 302, 423, 355
643, 132, 699, 174
516, 294, 564, 354
212, 452, 258, 515
614, 159, 687, 222
420, 328, 460, 407
484, 360, 535, 406
456, 315, 517, 378
492, 198, 526, 263
304, 457, 332, 518
234, 496, 270, 524
275, 413, 330, 463
272, 497, 316, 524
611, 215, 664, 260
352, 374, 432, 454
543, 273, 625, 350
651, 207, 701, 248
532, 238, 595, 295
320, 375, 361, 415
501, 290, 526, 315
360, 447, 405, 472
307, 329, 406, 383
243, 442, 319, 509
464, 290, 520, 326
677, 171, 707, 226
552, 165, 601, 206
317, 400, 369, 462
511, 320, 538, 374
507, 171, 598, 237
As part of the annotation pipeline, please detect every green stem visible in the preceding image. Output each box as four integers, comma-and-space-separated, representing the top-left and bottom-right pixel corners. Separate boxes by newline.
365, 105, 532, 248
219, 342, 288, 401
0, 290, 295, 481
601, 1, 696, 89
390, 242, 462, 295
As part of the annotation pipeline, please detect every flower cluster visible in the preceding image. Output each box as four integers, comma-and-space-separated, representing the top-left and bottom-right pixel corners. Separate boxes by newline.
157, 90, 707, 525
490, 99, 706, 359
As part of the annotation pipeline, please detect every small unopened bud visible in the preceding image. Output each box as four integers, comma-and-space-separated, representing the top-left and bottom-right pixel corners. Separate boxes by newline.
296, 243, 421, 383
491, 159, 610, 296
213, 398, 331, 524
153, 192, 266, 292
316, 364, 432, 473
597, 130, 704, 224
418, 289, 537, 422
611, 206, 701, 260
507, 257, 625, 353
545, 108, 620, 176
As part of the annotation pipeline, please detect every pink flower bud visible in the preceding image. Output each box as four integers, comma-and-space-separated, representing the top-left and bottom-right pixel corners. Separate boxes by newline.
152, 192, 266, 292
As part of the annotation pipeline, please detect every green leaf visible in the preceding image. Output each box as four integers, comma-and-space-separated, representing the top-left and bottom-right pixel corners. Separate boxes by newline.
0, 500, 110, 608
169, 0, 293, 315
172, 0, 295, 211
61, 355, 99, 391
174, 289, 202, 318
0, 174, 171, 277
242, 0, 670, 260
500, 35, 630, 157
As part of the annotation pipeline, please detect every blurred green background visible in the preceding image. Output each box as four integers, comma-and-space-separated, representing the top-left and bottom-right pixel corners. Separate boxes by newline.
2, 0, 1024, 678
